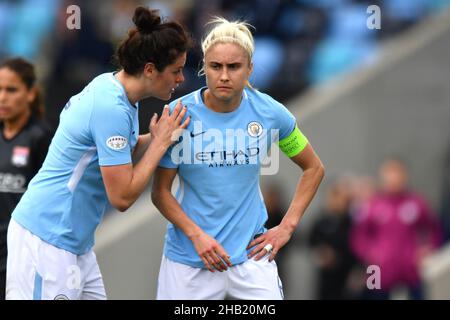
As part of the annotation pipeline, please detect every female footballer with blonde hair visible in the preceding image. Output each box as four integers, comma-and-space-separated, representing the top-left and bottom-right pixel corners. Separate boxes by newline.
152, 17, 324, 299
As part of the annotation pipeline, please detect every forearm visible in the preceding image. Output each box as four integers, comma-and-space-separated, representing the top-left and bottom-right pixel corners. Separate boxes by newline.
121, 139, 169, 207
105, 102, 190, 212
280, 164, 325, 234
152, 189, 203, 240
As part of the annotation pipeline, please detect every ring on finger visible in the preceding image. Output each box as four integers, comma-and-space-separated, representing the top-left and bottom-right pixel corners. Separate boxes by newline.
263, 243, 273, 253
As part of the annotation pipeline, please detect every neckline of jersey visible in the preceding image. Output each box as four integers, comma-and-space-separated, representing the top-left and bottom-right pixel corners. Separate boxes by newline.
0, 115, 34, 142
110, 72, 138, 109
197, 87, 248, 117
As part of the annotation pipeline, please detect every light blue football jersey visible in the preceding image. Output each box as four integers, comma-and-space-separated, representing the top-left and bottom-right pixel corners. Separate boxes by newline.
159, 87, 297, 268
12, 73, 139, 255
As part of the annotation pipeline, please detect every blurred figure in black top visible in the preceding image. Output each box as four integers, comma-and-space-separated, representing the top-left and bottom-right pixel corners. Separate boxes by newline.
309, 178, 358, 300
0, 57, 52, 299
263, 182, 290, 292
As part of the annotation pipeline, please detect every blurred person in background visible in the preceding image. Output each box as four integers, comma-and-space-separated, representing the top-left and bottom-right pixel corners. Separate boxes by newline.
346, 174, 378, 299
350, 158, 443, 299
152, 17, 324, 300
348, 175, 376, 218
6, 7, 192, 300
0, 57, 52, 300
45, 0, 115, 127
309, 178, 360, 300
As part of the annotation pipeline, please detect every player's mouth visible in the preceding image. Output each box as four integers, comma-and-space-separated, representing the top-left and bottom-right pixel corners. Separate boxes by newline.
0, 106, 10, 113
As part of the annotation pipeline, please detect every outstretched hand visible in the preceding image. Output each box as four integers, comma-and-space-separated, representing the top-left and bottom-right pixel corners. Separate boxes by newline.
150, 100, 190, 149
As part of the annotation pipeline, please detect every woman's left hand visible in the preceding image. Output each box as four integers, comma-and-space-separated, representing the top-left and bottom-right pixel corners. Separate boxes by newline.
246, 225, 293, 262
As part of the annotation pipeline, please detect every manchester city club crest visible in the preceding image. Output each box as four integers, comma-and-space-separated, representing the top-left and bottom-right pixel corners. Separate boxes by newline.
247, 121, 263, 137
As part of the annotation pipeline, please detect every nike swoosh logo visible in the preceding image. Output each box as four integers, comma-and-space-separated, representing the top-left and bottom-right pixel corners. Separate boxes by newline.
190, 131, 206, 138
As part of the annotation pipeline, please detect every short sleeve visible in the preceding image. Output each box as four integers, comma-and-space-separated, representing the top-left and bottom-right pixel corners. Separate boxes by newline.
272, 99, 296, 140
90, 100, 133, 166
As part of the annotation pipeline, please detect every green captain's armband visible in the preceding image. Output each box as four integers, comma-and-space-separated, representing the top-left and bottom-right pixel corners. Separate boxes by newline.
277, 126, 308, 158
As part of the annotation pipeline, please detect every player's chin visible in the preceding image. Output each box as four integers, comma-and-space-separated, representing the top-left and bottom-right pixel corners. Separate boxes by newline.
165, 88, 176, 100
157, 92, 172, 101
216, 88, 234, 96
216, 92, 234, 101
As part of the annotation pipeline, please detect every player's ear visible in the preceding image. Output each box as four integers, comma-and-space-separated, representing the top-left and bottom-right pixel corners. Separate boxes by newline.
248, 61, 253, 78
143, 63, 157, 78
27, 86, 37, 105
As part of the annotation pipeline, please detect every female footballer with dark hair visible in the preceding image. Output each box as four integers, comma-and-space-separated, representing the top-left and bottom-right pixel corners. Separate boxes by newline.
0, 57, 52, 300
6, 7, 192, 300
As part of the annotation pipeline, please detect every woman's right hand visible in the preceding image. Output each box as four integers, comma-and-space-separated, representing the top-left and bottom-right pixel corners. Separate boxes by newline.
190, 231, 232, 272
149, 100, 190, 149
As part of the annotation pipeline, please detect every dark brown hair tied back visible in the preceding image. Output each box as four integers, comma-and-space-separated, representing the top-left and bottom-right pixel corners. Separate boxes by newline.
116, 6, 193, 75
133, 7, 161, 34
